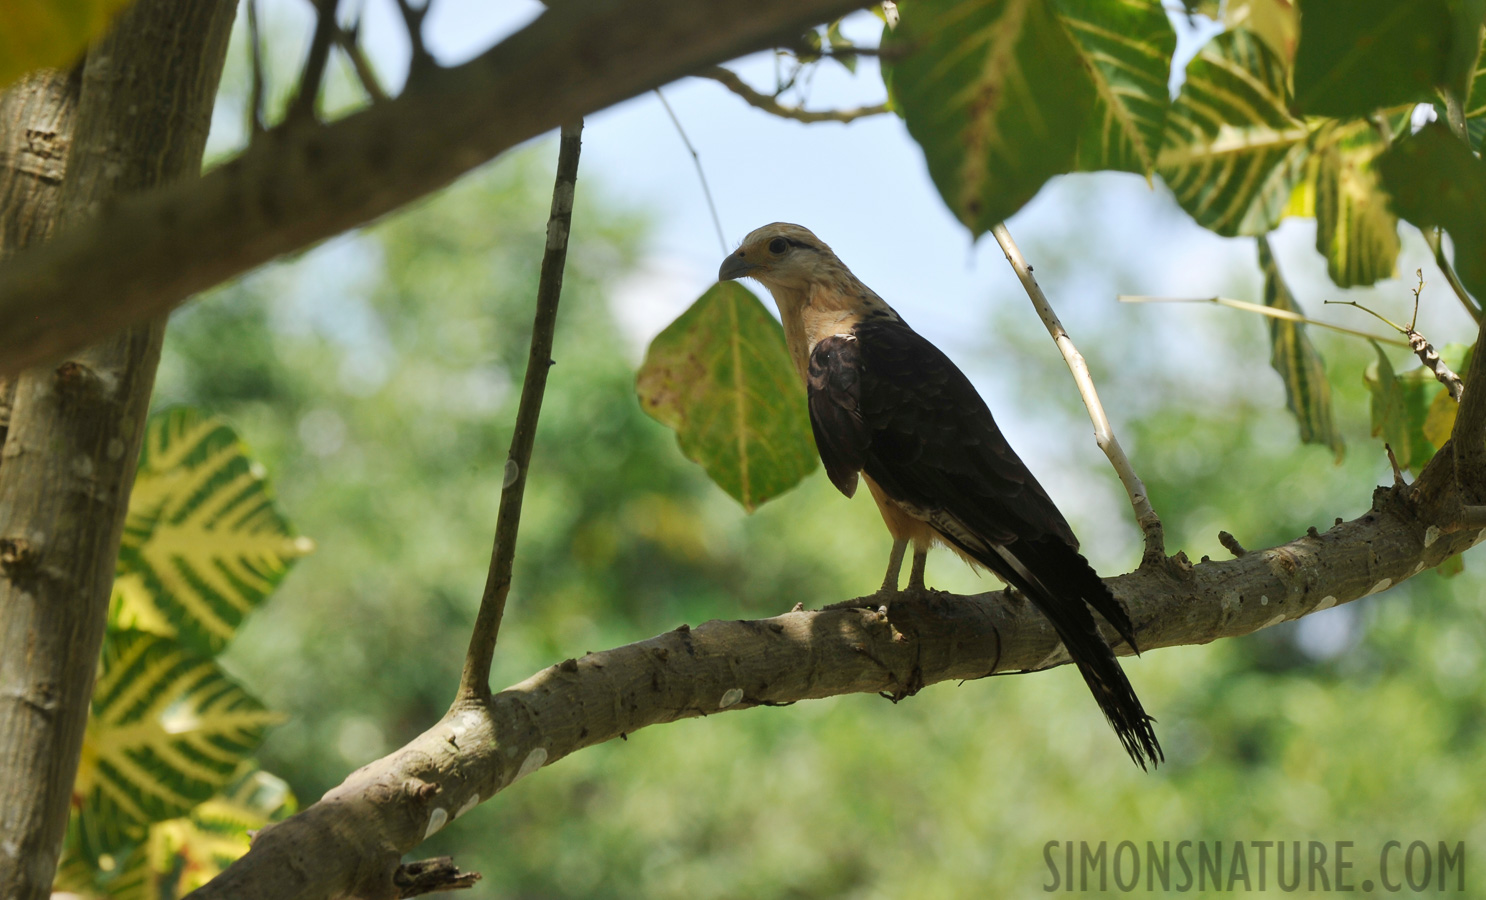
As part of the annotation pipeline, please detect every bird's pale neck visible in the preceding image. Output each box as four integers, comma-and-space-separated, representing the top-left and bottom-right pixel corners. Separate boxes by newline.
762, 265, 898, 382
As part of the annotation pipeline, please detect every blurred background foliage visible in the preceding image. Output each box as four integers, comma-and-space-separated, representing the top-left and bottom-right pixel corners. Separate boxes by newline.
144, 142, 1486, 896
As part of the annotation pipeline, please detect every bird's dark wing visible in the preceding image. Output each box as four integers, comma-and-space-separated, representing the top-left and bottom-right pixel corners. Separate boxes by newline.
806, 318, 1161, 769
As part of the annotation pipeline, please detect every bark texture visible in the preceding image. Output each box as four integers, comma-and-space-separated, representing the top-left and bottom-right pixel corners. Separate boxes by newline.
186, 471, 1480, 900
0, 4, 235, 897
0, 0, 864, 375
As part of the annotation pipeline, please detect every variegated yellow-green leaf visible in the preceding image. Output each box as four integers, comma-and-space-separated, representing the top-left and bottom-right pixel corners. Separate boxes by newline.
1378, 122, 1486, 302
1158, 30, 1311, 237
0, 0, 138, 90
72, 630, 281, 853
636, 281, 818, 511
1309, 121, 1401, 288
57, 766, 295, 900
1055, 0, 1175, 176
1258, 236, 1343, 460
1292, 0, 1462, 119
113, 408, 314, 655
1223, 0, 1297, 63
1363, 343, 1470, 474
884, 0, 1096, 232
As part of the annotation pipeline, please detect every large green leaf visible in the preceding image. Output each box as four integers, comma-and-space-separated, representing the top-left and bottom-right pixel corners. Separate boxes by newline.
1463, 27, 1486, 150
1257, 236, 1343, 460
1377, 121, 1486, 301
636, 282, 818, 511
1309, 121, 1401, 288
1158, 30, 1311, 237
1055, 0, 1175, 175
884, 0, 1096, 232
0, 0, 137, 90
113, 408, 314, 655
72, 630, 280, 855
1292, 0, 1460, 119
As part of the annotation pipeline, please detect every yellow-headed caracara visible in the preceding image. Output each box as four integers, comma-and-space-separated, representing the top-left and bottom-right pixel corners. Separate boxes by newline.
719, 223, 1162, 769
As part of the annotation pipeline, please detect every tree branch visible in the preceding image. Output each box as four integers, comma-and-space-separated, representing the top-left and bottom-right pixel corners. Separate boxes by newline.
991, 223, 1166, 565
697, 65, 890, 123
0, 0, 865, 377
458, 121, 582, 702
187, 471, 1479, 900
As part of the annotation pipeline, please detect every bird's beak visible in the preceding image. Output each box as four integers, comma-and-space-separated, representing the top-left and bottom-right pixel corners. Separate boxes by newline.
718, 251, 759, 282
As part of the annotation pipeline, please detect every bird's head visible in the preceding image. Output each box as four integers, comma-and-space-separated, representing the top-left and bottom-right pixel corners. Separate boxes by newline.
718, 223, 839, 293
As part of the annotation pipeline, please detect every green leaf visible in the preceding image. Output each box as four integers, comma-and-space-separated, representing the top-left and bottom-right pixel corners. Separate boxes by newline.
1365, 343, 1416, 468
636, 282, 818, 511
112, 408, 314, 656
1463, 27, 1486, 150
1292, 0, 1457, 118
1363, 343, 1469, 473
1223, 0, 1298, 64
1055, 0, 1176, 176
72, 630, 281, 855
1258, 236, 1343, 460
1158, 30, 1310, 237
1310, 121, 1401, 287
1377, 121, 1486, 301
884, 0, 1096, 232
0, 0, 138, 90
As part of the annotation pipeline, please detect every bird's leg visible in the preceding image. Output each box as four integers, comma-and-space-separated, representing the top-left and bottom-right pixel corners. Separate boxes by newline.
906, 542, 928, 592
880, 537, 908, 593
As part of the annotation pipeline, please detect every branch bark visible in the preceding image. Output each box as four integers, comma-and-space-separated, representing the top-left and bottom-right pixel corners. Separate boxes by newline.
187, 463, 1479, 900
459, 121, 583, 701
0, 4, 235, 898
0, 0, 865, 376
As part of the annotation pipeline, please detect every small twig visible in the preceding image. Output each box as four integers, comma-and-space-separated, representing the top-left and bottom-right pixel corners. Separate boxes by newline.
1325, 272, 1463, 401
653, 89, 727, 255
1217, 531, 1246, 558
246, 0, 266, 136
1385, 443, 1408, 487
394, 0, 438, 87
1423, 226, 1481, 323
1118, 295, 1409, 347
992, 223, 1165, 565
698, 66, 890, 124
458, 120, 584, 702
333, 20, 389, 104
288, 0, 340, 123
393, 857, 480, 898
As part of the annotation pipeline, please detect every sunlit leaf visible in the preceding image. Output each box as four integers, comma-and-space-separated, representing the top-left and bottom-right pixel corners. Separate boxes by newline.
1310, 121, 1401, 288
1421, 343, 1472, 447
884, 0, 1095, 232
1158, 30, 1310, 237
1377, 121, 1486, 301
0, 0, 137, 90
1292, 0, 1459, 119
1258, 236, 1343, 460
1364, 343, 1470, 473
1223, 0, 1297, 63
71, 630, 281, 856
112, 408, 314, 655
636, 281, 818, 511
1365, 343, 1416, 468
1054, 0, 1175, 176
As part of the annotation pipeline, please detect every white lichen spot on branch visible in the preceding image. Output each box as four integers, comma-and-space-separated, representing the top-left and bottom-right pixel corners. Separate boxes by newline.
423, 807, 448, 839
719, 687, 744, 709
512, 747, 547, 785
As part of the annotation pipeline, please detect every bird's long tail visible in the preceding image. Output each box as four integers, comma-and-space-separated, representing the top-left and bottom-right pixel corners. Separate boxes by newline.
948, 529, 1163, 769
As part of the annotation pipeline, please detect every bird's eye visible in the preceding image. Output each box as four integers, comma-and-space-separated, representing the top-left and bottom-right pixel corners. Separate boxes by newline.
768, 237, 789, 254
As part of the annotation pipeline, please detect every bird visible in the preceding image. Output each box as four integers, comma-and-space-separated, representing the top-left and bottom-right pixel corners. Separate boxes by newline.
718, 222, 1162, 769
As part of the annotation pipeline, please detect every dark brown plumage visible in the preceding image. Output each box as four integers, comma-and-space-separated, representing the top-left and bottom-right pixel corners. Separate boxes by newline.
721, 223, 1162, 769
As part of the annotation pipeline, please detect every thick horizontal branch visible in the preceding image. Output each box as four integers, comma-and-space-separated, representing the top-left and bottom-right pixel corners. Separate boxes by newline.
187, 474, 1481, 900
0, 0, 864, 375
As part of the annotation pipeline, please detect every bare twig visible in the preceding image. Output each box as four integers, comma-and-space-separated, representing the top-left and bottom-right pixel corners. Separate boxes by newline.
992, 223, 1165, 565
654, 89, 726, 255
1324, 271, 1463, 401
698, 66, 889, 124
393, 857, 480, 897
394, 0, 437, 87
1423, 226, 1481, 323
458, 121, 583, 702
1217, 531, 1246, 557
333, 20, 389, 104
1118, 294, 1409, 347
247, 0, 266, 136
289, 0, 340, 123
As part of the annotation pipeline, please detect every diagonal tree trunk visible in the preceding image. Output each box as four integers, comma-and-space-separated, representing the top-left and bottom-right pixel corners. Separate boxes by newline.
0, 4, 235, 897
